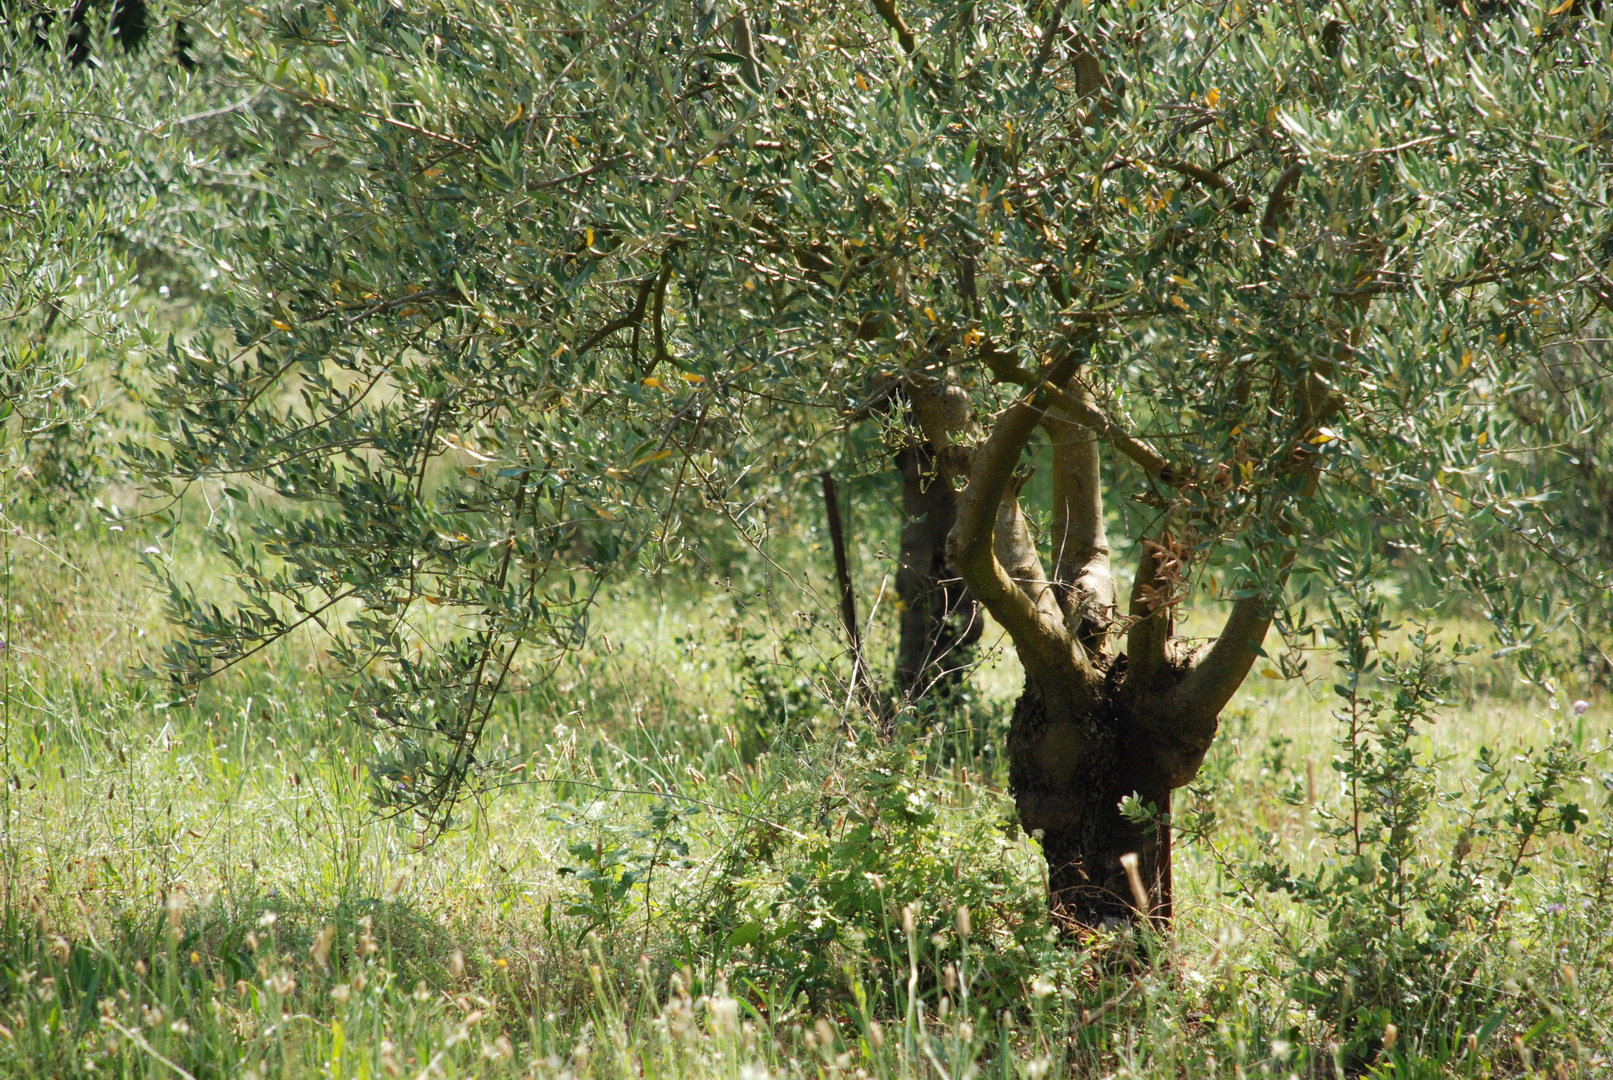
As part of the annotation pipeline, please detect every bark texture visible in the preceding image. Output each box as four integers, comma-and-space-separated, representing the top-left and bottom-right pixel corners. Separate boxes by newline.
1009, 673, 1177, 927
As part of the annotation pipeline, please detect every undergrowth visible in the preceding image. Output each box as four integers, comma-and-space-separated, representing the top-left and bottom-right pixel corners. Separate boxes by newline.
2, 511, 1611, 1078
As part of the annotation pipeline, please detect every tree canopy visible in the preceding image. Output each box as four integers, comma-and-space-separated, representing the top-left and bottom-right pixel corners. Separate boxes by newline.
138, 0, 1611, 897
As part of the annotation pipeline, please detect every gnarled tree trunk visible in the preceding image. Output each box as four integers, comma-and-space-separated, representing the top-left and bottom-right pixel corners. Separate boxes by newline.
1009, 674, 1176, 925
908, 358, 1293, 929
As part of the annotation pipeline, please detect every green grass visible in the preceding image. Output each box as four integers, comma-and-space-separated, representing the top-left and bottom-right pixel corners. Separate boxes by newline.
2, 508, 1610, 1079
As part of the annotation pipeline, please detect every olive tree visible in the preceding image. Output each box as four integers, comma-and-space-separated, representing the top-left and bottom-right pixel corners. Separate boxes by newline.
145, 0, 1611, 926
2, 8, 168, 494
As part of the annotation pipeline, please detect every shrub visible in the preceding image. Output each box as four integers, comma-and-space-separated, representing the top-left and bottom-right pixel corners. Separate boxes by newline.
1245, 587, 1602, 1067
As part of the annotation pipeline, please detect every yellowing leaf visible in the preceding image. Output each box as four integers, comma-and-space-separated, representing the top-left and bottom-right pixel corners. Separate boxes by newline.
634, 449, 673, 466
1205, 87, 1221, 108
923, 306, 937, 323
641, 376, 665, 389
1460, 350, 1473, 370
1548, 0, 1574, 14
584, 227, 594, 249
677, 371, 706, 384
1261, 668, 1281, 679
1169, 295, 1190, 310
698, 154, 718, 166
271, 319, 292, 331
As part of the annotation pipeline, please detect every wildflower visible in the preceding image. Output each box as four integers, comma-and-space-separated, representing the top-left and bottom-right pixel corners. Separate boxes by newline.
709, 994, 739, 1034
310, 924, 336, 968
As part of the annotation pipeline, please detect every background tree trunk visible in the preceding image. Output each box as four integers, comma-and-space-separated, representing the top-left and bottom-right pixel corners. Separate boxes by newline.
895, 442, 981, 704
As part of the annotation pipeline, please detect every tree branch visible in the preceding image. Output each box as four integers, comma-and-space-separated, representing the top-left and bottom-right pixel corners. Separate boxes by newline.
1260, 163, 1304, 248
1039, 381, 1179, 483
1153, 457, 1321, 744
1124, 524, 1174, 688
1159, 159, 1252, 211
1044, 381, 1115, 657
869, 0, 917, 56
994, 482, 1067, 632
951, 394, 1077, 681
1160, 577, 1282, 727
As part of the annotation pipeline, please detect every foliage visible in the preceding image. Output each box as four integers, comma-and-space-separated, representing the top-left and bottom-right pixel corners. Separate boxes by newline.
1, 15, 147, 498
730, 618, 838, 746
126, 0, 1613, 840
1489, 333, 1613, 684
552, 797, 700, 943
675, 735, 1059, 1014
1, 2, 271, 512
3, 516, 1613, 1076
1241, 582, 1606, 1067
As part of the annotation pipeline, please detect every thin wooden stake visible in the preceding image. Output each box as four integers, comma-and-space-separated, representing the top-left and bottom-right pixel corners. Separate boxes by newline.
820, 471, 874, 712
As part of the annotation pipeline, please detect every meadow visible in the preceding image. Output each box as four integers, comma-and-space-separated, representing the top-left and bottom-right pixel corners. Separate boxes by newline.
1, 498, 1609, 1080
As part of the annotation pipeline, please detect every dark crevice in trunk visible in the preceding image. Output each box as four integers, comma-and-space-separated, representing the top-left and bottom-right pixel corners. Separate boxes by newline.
1008, 672, 1174, 929
895, 442, 981, 705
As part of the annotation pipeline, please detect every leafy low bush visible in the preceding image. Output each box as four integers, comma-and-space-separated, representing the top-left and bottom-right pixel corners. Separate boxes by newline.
1242, 587, 1609, 1068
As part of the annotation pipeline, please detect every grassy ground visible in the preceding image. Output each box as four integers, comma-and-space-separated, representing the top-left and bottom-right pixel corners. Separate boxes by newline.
2, 506, 1610, 1079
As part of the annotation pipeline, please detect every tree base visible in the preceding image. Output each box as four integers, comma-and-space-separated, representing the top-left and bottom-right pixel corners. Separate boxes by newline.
1009, 678, 1174, 930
